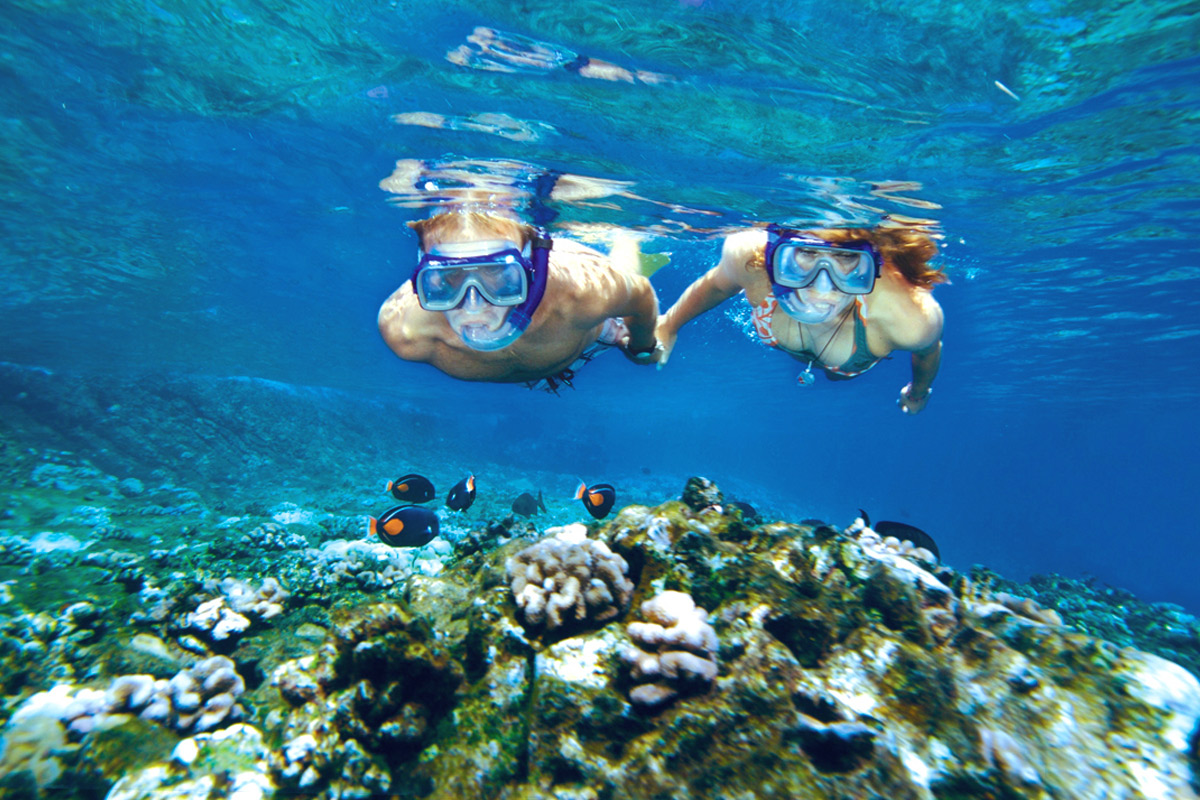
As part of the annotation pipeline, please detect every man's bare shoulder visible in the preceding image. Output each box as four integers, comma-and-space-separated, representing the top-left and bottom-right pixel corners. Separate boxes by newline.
546, 238, 612, 282
544, 241, 637, 310
378, 287, 440, 361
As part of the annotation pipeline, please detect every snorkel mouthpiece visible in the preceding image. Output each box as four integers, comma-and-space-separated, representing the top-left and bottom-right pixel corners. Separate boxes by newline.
452, 315, 523, 351
778, 288, 852, 324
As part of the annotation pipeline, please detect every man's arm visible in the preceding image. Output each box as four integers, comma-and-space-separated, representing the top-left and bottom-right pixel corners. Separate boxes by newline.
565, 238, 661, 361
618, 273, 660, 353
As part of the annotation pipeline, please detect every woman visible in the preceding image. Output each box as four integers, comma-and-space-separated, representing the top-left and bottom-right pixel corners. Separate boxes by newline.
656, 224, 947, 414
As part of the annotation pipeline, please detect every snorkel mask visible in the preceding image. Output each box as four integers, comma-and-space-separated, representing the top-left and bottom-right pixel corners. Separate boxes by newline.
411, 232, 551, 351
764, 225, 881, 323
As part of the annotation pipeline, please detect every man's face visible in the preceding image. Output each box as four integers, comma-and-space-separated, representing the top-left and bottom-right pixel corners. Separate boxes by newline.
444, 287, 511, 337
414, 225, 533, 351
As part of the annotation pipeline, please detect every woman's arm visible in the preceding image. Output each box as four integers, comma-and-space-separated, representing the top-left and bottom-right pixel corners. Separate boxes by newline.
899, 340, 941, 414
656, 231, 762, 366
893, 293, 944, 415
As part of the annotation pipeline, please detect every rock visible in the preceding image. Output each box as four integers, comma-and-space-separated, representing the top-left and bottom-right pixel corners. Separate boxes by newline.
681, 476, 723, 512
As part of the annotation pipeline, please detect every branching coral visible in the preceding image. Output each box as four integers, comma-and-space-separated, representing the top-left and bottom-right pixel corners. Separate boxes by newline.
100, 655, 245, 734
507, 525, 634, 633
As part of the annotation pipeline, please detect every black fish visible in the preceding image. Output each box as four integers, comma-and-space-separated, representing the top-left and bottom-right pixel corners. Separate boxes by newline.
875, 521, 940, 560
859, 510, 940, 560
512, 490, 546, 518
387, 473, 436, 503
729, 500, 759, 523
575, 481, 615, 520
446, 475, 476, 511
370, 505, 440, 548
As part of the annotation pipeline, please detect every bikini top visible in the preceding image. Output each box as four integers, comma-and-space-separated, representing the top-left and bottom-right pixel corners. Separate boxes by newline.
750, 292, 884, 379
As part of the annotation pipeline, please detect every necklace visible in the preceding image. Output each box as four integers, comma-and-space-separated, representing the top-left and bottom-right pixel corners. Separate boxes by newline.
797, 304, 853, 386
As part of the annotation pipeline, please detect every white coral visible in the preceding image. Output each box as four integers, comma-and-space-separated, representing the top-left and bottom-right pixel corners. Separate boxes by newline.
219, 577, 290, 620
186, 598, 251, 641
622, 591, 718, 709
506, 531, 633, 633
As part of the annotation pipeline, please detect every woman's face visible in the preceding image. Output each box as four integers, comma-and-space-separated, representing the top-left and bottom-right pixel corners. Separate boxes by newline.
780, 272, 855, 324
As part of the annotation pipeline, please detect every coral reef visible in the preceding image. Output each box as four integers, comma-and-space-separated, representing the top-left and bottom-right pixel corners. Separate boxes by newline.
0, 687, 74, 792
107, 723, 274, 800
1, 449, 1199, 800
680, 475, 723, 511
507, 524, 634, 635
104, 655, 247, 734
265, 602, 464, 797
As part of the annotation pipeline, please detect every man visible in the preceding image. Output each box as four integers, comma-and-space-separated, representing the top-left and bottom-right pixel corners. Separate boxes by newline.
379, 210, 662, 390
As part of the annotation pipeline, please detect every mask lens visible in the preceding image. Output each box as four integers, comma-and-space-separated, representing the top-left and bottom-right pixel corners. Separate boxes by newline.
472, 261, 525, 304
417, 267, 469, 310
417, 258, 527, 310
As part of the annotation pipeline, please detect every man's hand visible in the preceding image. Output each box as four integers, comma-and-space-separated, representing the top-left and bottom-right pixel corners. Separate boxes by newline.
898, 383, 932, 415
621, 339, 664, 366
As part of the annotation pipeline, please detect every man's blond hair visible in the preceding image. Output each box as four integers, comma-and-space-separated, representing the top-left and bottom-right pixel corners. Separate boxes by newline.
407, 211, 534, 248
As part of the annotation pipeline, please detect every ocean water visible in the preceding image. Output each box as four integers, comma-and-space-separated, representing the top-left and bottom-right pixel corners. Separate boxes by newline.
1, 0, 1198, 614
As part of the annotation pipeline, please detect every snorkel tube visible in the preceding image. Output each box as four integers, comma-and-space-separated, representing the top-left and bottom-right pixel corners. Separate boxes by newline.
506, 230, 551, 334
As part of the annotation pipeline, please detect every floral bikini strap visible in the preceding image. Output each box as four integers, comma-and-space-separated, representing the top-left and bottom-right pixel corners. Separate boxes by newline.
751, 291, 780, 347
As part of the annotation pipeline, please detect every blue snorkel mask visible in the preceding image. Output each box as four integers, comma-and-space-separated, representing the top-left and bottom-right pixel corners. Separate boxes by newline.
765, 226, 881, 321
410, 231, 551, 351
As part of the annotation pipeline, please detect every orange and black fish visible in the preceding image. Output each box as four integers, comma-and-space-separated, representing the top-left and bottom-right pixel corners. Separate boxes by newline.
512, 490, 546, 518
370, 504, 440, 548
387, 473, 436, 503
446, 475, 476, 511
575, 481, 615, 520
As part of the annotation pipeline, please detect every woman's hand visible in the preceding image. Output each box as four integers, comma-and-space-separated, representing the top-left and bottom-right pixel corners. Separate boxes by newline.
898, 383, 932, 415
653, 315, 678, 369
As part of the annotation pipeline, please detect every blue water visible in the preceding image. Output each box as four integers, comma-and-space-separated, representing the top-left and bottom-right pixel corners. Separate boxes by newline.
1, 2, 1198, 606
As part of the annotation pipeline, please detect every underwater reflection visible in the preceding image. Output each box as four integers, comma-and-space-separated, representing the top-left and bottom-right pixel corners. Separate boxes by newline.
447, 26, 676, 86
376, 156, 942, 246
391, 111, 557, 143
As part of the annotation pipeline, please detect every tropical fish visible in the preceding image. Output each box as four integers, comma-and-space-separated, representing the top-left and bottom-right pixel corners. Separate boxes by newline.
729, 500, 759, 524
387, 473, 436, 503
370, 505, 440, 548
512, 490, 546, 518
575, 481, 616, 520
859, 509, 940, 560
446, 475, 476, 511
